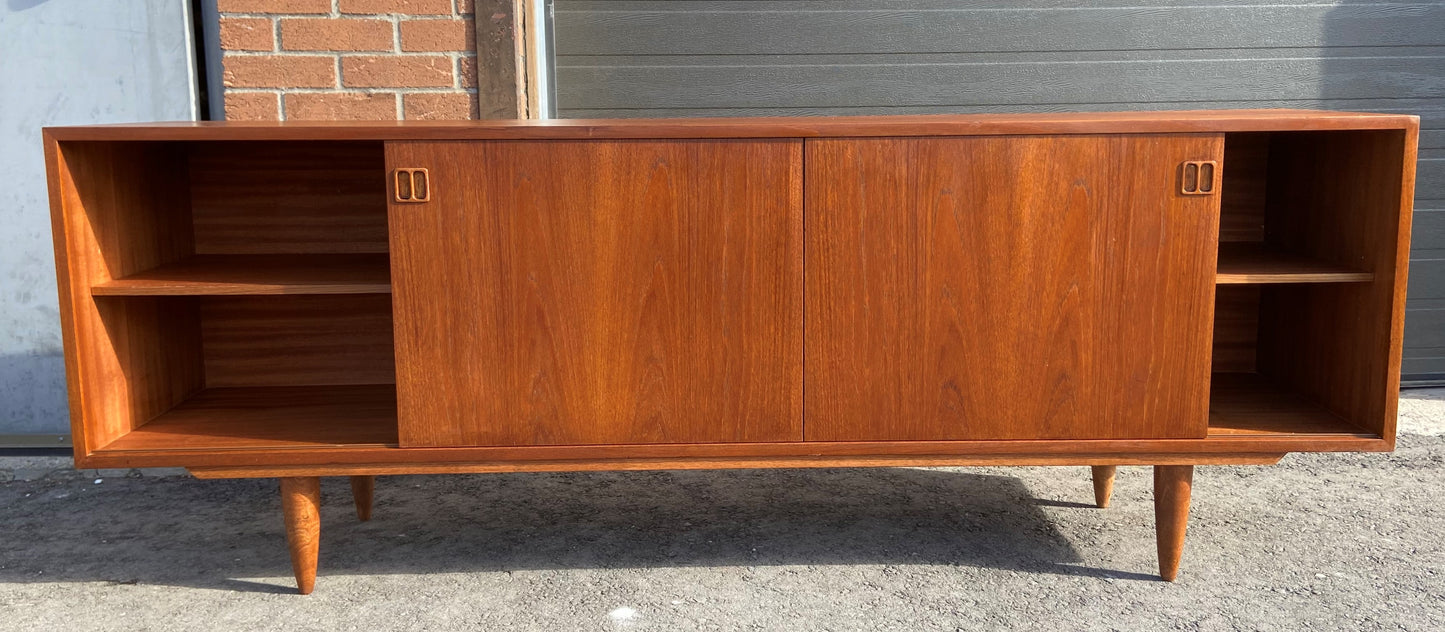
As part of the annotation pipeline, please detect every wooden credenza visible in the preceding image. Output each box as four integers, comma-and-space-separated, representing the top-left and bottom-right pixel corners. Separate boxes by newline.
45, 111, 1418, 593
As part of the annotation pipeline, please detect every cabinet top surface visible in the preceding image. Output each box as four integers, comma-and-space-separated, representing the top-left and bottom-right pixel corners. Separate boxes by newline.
45, 109, 1418, 142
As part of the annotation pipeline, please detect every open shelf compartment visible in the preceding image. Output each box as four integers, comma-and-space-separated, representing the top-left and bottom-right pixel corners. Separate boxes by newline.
53, 139, 401, 457
1214, 131, 1382, 286
79, 290, 400, 454
98, 385, 398, 452
79, 140, 391, 297
1215, 243, 1372, 285
1205, 129, 1408, 441
1207, 373, 1371, 437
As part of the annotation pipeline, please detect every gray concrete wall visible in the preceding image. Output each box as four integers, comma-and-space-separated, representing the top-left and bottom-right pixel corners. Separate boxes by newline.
0, 0, 197, 440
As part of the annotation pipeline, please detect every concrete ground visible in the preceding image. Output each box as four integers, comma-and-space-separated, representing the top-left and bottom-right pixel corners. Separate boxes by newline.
2, 394, 1444, 631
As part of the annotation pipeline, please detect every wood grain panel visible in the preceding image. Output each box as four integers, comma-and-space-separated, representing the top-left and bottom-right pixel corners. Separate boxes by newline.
1220, 132, 1270, 242
1211, 286, 1260, 374
387, 140, 802, 447
188, 141, 388, 254
48, 140, 204, 453
805, 134, 1223, 441
1257, 129, 1417, 440
201, 295, 396, 387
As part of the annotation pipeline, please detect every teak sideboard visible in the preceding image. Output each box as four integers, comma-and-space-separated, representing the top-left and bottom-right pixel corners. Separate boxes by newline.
44, 111, 1417, 594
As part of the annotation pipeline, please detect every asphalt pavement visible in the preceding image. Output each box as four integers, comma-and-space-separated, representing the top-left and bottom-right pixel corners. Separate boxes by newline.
1, 391, 1442, 631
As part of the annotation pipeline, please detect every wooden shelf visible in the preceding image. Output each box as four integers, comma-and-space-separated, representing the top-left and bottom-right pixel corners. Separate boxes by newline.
1216, 243, 1372, 284
97, 385, 398, 452
92, 254, 391, 296
1208, 373, 1373, 437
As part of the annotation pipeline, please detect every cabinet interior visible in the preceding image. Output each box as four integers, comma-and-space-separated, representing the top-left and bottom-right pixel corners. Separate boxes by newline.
56, 133, 1402, 456
58, 140, 399, 453
1208, 130, 1407, 439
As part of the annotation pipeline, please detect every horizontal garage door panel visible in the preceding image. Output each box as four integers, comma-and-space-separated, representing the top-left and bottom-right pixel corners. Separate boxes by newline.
1404, 306, 1445, 377
1407, 260, 1445, 305
1410, 210, 1445, 259
559, 56, 1445, 110
557, 3, 1445, 55
1417, 158, 1445, 201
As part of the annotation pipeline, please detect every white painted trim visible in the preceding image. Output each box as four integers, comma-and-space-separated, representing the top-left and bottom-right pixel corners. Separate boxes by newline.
530, 0, 553, 119
181, 0, 201, 120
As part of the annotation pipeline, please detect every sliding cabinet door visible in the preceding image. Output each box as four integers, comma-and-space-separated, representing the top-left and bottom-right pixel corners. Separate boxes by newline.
805, 134, 1223, 441
387, 140, 802, 447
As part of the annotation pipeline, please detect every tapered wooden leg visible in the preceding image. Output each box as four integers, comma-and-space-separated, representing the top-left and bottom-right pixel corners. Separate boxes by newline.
1090, 465, 1117, 508
350, 475, 375, 521
1154, 465, 1194, 582
280, 477, 321, 595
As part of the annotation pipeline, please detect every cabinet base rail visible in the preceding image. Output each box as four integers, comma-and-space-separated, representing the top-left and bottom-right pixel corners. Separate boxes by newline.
187, 452, 1282, 479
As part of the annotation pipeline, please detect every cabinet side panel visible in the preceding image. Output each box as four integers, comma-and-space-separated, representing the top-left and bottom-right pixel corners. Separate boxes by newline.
387, 140, 803, 446
50, 142, 203, 454
805, 135, 1221, 441
1258, 128, 1417, 440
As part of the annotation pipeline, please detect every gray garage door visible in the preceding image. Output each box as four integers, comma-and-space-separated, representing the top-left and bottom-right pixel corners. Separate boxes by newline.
553, 0, 1445, 383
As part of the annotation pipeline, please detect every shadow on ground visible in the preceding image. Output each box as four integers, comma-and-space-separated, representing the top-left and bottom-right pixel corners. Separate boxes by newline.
0, 467, 1152, 592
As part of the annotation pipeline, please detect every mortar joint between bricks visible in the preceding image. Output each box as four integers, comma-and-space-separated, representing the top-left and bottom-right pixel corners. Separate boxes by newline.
225, 52, 463, 59
218, 12, 332, 18
240, 87, 467, 94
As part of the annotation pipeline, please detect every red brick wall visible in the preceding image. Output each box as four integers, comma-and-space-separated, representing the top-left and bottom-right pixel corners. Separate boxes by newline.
218, 0, 480, 120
